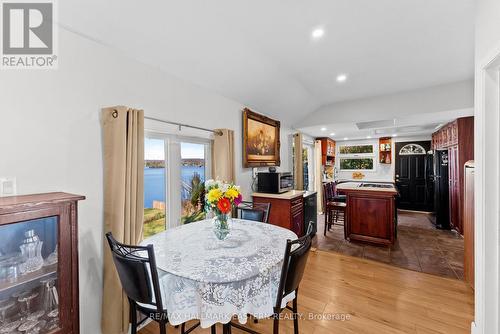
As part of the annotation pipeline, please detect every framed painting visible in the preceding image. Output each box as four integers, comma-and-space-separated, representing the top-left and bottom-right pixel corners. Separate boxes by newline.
243, 108, 281, 167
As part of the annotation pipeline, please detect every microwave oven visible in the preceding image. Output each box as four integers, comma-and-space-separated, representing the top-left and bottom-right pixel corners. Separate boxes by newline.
257, 172, 294, 194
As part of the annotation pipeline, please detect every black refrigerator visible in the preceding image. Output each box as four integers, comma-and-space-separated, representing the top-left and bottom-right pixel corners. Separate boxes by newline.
433, 149, 450, 229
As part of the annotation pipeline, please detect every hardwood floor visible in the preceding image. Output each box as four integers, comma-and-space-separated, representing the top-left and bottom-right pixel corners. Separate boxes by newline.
140, 249, 474, 334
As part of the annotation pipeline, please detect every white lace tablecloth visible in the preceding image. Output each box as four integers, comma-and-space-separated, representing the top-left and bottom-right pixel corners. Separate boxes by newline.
141, 219, 297, 328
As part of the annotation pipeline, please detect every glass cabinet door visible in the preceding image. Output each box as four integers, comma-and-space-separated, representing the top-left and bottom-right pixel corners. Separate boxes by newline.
0, 216, 60, 334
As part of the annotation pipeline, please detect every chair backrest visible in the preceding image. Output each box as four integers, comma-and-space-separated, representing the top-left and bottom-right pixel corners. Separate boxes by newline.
276, 230, 312, 308
105, 232, 163, 311
323, 182, 333, 203
237, 201, 271, 223
332, 181, 339, 197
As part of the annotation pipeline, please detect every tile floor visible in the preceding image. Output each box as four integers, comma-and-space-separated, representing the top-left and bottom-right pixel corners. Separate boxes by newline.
312, 210, 465, 279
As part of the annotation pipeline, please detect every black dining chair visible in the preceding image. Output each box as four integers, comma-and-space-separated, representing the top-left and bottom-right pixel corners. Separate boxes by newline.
228, 227, 313, 334
236, 201, 271, 223
105, 232, 203, 334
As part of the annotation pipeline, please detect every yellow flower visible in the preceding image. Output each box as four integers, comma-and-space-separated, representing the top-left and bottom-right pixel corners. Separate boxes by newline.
225, 187, 239, 200
207, 188, 223, 203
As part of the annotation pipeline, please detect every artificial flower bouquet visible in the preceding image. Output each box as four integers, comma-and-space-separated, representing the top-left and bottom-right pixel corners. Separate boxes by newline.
205, 179, 242, 239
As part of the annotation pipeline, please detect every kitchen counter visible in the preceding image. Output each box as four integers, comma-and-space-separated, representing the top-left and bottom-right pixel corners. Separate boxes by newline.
252, 190, 305, 200
337, 182, 398, 194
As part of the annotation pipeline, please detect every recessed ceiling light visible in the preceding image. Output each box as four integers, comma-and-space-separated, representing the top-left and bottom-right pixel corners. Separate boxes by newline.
343, 137, 349, 140
392, 134, 398, 137
330, 132, 335, 136
336, 74, 348, 83
320, 127, 327, 131
366, 136, 372, 139
311, 28, 325, 39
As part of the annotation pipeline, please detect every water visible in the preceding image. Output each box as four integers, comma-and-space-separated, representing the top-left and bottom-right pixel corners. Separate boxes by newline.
144, 166, 205, 208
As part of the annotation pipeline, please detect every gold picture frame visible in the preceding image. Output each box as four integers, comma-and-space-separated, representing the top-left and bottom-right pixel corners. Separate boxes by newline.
243, 108, 281, 167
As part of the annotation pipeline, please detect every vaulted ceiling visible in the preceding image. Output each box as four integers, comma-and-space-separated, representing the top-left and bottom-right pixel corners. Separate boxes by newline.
60, 0, 474, 125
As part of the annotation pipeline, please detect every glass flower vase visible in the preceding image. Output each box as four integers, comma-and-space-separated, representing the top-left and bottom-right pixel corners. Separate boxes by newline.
212, 212, 231, 240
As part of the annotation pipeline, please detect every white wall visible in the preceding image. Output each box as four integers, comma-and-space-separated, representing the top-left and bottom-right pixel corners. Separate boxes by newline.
334, 135, 431, 182
0, 28, 293, 334
335, 139, 393, 182
474, 1, 500, 333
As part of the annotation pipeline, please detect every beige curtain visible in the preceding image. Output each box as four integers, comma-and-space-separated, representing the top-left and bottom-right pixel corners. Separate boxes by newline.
294, 133, 304, 190
314, 140, 324, 213
101, 106, 144, 334
212, 129, 235, 182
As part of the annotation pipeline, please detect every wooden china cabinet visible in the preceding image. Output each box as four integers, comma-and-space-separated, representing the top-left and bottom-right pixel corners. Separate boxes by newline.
0, 192, 85, 334
431, 117, 474, 234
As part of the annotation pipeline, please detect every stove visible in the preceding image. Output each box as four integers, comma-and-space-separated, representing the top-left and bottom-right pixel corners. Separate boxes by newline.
358, 183, 393, 188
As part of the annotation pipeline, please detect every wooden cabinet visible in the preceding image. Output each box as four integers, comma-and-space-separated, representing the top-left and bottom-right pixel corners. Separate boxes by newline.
0, 192, 85, 334
290, 197, 304, 237
316, 137, 336, 166
253, 193, 304, 236
448, 146, 460, 227
342, 188, 397, 246
378, 137, 392, 164
449, 145, 460, 230
464, 161, 475, 288
432, 116, 474, 234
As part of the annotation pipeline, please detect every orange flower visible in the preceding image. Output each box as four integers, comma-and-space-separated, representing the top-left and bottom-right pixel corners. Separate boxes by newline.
217, 197, 231, 214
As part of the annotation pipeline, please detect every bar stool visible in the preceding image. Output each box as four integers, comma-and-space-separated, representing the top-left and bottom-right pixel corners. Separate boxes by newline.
324, 201, 347, 236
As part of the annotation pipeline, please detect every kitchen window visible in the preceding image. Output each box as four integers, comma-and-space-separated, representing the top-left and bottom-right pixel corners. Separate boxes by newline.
338, 143, 376, 171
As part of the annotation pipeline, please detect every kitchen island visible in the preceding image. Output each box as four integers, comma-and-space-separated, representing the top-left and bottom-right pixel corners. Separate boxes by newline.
337, 182, 398, 246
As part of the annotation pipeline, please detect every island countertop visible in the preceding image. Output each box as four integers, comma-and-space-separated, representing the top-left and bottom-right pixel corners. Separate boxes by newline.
336, 182, 398, 194
252, 190, 305, 200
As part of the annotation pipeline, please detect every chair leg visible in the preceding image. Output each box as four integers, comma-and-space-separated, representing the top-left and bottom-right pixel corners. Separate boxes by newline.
324, 214, 328, 236
273, 308, 280, 334
129, 300, 137, 334
293, 295, 299, 334
159, 320, 167, 334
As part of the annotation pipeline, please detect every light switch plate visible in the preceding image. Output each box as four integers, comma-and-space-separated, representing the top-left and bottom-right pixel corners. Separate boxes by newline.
0, 177, 17, 197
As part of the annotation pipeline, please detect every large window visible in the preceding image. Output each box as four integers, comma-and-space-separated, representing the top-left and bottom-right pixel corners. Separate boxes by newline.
339, 144, 374, 154
144, 137, 167, 238
339, 158, 374, 170
338, 143, 376, 171
181, 142, 207, 224
144, 134, 211, 237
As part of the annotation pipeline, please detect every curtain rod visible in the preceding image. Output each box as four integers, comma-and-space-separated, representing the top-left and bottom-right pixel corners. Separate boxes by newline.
144, 116, 223, 136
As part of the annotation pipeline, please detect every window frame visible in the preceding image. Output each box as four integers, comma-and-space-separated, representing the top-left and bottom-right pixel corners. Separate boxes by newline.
144, 130, 212, 231
337, 143, 376, 171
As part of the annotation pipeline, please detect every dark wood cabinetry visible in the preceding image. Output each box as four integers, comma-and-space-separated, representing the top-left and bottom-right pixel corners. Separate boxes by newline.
317, 137, 336, 166
0, 192, 85, 334
432, 117, 474, 234
379, 137, 392, 164
253, 193, 304, 236
341, 188, 397, 246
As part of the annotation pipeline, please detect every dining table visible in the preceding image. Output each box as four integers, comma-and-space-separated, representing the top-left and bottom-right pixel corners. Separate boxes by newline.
140, 218, 298, 331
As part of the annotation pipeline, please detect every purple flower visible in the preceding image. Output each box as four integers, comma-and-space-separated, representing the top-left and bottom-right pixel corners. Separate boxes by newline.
234, 194, 243, 205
